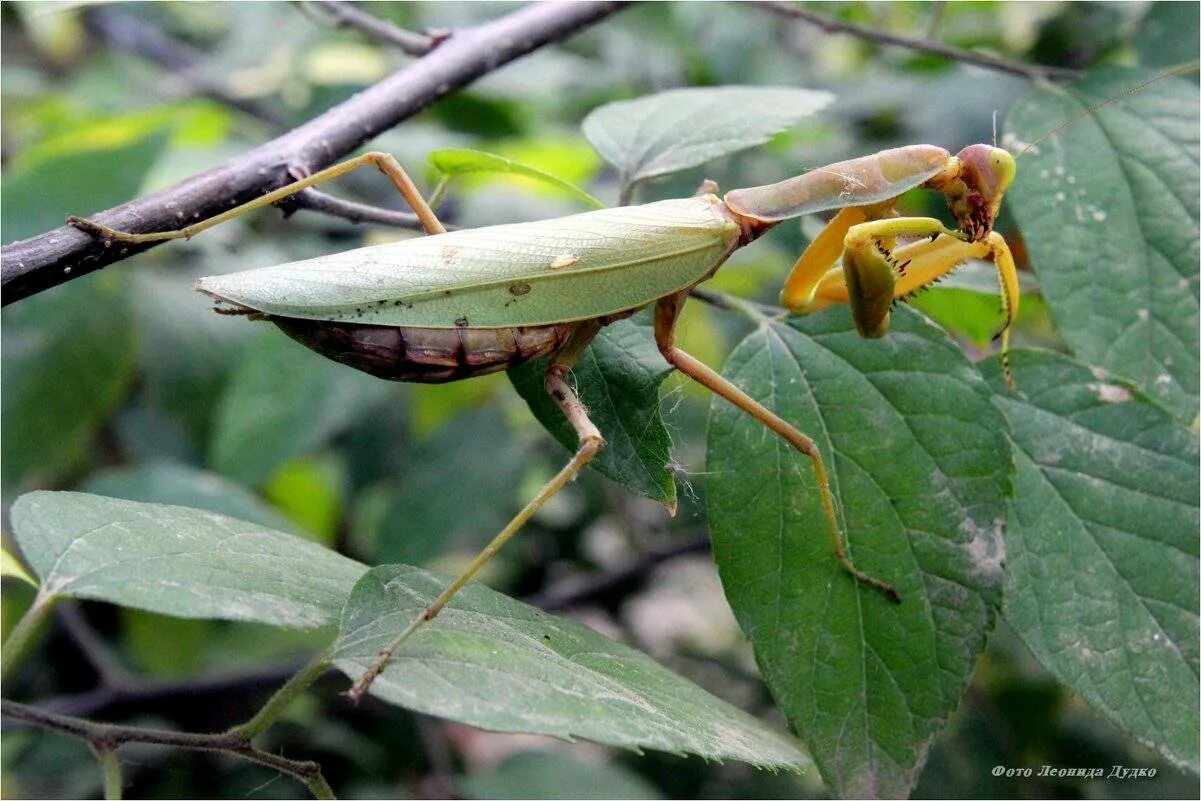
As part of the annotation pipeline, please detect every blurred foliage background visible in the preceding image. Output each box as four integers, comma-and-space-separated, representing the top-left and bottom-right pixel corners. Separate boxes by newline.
2, 1, 1198, 798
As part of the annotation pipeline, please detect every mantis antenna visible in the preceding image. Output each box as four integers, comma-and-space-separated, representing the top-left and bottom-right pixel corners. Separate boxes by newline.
1017, 62, 1199, 158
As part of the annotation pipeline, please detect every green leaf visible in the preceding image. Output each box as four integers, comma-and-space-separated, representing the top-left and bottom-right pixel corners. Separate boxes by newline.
509, 315, 677, 508
706, 306, 1010, 799
1004, 67, 1200, 423
982, 350, 1199, 771
210, 327, 395, 487
1134, 3, 1201, 69
82, 461, 299, 534
460, 751, 662, 800
429, 149, 605, 209
1, 548, 37, 588
582, 86, 832, 186
10, 492, 366, 628
330, 564, 811, 770
1, 273, 137, 494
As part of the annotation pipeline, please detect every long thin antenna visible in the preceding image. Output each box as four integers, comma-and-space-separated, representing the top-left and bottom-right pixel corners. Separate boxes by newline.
1018, 63, 1198, 158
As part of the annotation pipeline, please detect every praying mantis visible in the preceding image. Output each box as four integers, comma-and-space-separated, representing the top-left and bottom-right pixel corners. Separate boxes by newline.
67, 137, 1019, 702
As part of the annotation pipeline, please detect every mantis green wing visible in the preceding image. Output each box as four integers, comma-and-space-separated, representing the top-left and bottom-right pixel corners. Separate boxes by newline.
196, 198, 740, 328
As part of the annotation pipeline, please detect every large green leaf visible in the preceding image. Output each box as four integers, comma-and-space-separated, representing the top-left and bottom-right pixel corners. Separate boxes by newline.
210, 327, 395, 487
706, 306, 1010, 798
982, 350, 1199, 771
331, 564, 810, 770
1004, 68, 1200, 423
1, 273, 137, 494
582, 86, 832, 187
9, 492, 365, 628
509, 315, 676, 508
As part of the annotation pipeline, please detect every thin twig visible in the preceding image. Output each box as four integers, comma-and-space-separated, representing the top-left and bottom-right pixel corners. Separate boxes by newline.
57, 603, 138, 689
83, 7, 287, 129
1, 1, 628, 304
528, 534, 712, 612
309, 0, 443, 56
40, 659, 311, 719
756, 1, 1081, 81
292, 188, 426, 229
1, 699, 336, 799
688, 286, 783, 323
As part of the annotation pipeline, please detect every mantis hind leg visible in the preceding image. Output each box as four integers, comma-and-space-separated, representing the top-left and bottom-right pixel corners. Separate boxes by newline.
346, 322, 605, 702
653, 292, 901, 604
68, 151, 447, 243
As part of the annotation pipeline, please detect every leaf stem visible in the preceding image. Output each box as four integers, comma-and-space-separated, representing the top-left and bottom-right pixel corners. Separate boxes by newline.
94, 746, 123, 801
1, 594, 58, 686
426, 175, 451, 212
617, 175, 637, 206
228, 652, 331, 741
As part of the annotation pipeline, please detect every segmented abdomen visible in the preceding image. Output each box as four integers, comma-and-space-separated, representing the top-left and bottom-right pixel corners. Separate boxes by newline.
273, 318, 575, 383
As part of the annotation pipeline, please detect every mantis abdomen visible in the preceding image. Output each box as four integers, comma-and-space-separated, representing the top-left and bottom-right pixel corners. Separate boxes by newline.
272, 318, 578, 383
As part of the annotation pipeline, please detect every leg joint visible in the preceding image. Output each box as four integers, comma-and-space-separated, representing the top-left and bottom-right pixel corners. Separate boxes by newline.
581, 433, 605, 457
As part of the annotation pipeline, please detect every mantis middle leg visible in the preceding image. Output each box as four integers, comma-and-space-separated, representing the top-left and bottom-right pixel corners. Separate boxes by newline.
346, 322, 606, 701
653, 292, 902, 604
69, 151, 446, 241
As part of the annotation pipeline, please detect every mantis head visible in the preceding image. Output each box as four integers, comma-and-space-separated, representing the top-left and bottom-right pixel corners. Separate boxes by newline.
948, 144, 1016, 241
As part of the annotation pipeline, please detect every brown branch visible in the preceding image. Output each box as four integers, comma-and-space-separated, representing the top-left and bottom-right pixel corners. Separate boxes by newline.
1, 699, 335, 798
756, 1, 1081, 81
309, 0, 444, 56
292, 188, 428, 230
1, 0, 628, 305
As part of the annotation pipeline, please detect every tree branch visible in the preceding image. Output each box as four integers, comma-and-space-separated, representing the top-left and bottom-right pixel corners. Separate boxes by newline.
756, 1, 1081, 81
308, 0, 444, 56
1, 0, 627, 305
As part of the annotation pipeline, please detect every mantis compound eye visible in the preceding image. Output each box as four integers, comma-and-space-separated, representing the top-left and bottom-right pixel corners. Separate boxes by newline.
952, 144, 1016, 240
957, 144, 1016, 202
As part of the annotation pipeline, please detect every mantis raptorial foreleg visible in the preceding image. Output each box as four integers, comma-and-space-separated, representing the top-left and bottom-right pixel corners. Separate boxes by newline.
346, 322, 606, 701
68, 151, 447, 241
652, 292, 902, 604
782, 211, 1020, 387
